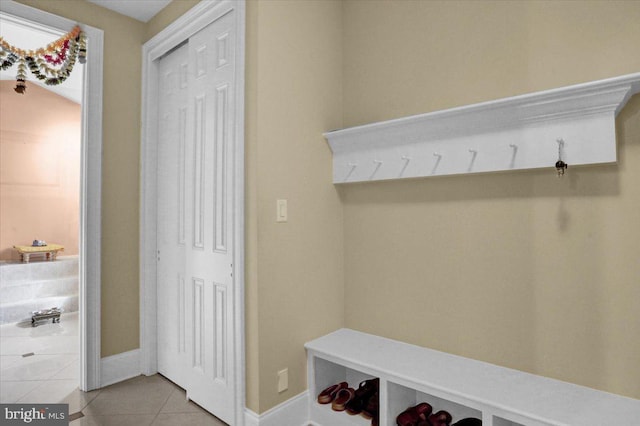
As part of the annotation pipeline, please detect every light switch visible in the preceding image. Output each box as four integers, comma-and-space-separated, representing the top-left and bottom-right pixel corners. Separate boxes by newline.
276, 199, 288, 222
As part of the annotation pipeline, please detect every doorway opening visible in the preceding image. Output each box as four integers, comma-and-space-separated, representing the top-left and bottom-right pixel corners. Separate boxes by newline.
0, 12, 83, 404
0, 0, 104, 396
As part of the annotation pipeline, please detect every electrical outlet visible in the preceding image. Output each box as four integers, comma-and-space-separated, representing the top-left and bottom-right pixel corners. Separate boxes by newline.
277, 368, 288, 393
276, 199, 288, 222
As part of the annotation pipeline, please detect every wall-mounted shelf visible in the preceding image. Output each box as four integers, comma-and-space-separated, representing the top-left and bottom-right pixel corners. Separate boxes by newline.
306, 329, 640, 426
324, 73, 640, 183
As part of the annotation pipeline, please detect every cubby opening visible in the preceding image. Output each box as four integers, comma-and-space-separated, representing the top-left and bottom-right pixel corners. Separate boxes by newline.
493, 416, 525, 426
313, 357, 378, 397
388, 381, 482, 426
312, 357, 379, 426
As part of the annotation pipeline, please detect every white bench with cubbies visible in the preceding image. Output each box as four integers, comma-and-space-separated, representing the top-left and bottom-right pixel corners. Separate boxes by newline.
305, 329, 640, 426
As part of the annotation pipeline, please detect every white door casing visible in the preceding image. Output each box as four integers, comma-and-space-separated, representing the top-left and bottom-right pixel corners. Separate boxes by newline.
140, 1, 245, 424
0, 0, 104, 392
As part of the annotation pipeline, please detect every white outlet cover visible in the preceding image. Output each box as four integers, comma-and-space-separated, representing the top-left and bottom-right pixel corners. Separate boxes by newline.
276, 199, 288, 223
277, 368, 288, 393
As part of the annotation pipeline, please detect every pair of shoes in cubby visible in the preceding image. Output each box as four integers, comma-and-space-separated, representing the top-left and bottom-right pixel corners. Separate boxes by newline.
317, 378, 380, 425
396, 402, 482, 426
396, 402, 443, 426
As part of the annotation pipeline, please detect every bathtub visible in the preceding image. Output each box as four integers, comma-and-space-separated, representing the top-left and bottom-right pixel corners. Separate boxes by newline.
0, 255, 78, 325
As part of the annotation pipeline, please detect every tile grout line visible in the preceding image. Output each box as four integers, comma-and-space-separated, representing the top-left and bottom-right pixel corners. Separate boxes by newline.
68, 411, 84, 422
3, 380, 45, 403
149, 385, 179, 425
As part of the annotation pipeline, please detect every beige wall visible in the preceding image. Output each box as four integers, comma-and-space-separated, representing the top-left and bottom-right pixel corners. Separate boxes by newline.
0, 82, 81, 260
343, 0, 640, 126
249, 0, 344, 412
16, 0, 145, 357
342, 0, 640, 399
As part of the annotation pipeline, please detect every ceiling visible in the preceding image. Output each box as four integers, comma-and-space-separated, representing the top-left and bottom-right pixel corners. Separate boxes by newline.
85, 0, 172, 22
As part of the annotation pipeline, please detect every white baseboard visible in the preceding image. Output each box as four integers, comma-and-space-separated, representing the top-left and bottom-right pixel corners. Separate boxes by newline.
245, 391, 310, 426
244, 409, 259, 426
100, 349, 142, 387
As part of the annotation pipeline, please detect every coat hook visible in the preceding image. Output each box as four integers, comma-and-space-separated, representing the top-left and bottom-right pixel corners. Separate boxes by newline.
431, 152, 442, 174
509, 144, 518, 168
467, 149, 478, 172
344, 162, 358, 181
370, 160, 383, 179
399, 156, 411, 177
556, 138, 567, 177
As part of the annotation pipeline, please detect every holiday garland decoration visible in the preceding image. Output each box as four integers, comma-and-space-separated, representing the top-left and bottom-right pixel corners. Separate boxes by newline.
0, 25, 86, 94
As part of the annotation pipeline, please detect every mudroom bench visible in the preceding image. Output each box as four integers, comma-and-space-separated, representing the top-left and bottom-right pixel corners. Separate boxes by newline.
305, 329, 640, 426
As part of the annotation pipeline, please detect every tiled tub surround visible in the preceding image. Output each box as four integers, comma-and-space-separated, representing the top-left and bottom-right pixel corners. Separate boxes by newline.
0, 256, 78, 324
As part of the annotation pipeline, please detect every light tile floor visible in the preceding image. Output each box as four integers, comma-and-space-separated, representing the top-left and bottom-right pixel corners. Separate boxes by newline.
1, 313, 227, 425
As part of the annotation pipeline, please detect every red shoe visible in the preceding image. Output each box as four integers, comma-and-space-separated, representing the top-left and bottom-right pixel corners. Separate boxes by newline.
317, 381, 347, 404
396, 402, 433, 426
429, 410, 453, 426
331, 387, 356, 411
371, 412, 379, 426
346, 378, 379, 415
361, 391, 379, 419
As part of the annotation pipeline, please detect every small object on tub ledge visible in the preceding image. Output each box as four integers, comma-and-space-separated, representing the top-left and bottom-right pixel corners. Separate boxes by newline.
31, 307, 63, 327
13, 243, 64, 263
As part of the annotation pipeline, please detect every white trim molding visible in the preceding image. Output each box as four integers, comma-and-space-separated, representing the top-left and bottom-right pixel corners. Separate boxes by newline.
0, 0, 103, 392
140, 0, 246, 424
101, 349, 141, 388
325, 73, 640, 183
244, 392, 310, 426
244, 409, 259, 426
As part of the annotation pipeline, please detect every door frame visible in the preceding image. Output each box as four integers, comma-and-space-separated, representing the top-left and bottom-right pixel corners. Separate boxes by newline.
0, 1, 104, 391
139, 1, 246, 424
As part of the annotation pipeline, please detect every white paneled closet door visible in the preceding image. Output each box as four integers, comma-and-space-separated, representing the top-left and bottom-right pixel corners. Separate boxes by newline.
157, 10, 236, 424
157, 40, 189, 392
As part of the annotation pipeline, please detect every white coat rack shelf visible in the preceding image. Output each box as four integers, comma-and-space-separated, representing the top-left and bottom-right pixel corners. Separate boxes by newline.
324, 73, 640, 183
